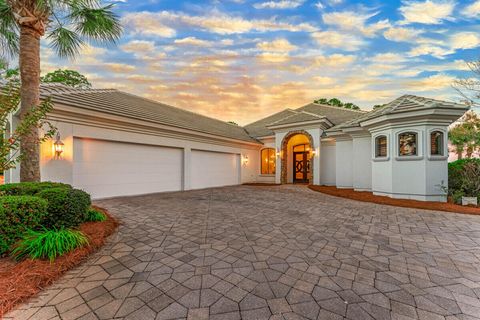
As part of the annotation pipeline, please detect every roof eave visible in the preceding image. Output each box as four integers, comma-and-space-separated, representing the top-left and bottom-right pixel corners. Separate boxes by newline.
266, 119, 331, 130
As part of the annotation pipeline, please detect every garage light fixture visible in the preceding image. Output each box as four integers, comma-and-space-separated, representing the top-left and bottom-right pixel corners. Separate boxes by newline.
53, 133, 64, 159
242, 154, 249, 166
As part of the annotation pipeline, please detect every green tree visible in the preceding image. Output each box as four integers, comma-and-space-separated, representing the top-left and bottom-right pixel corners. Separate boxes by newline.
449, 111, 480, 159
0, 0, 122, 182
0, 65, 56, 173
42, 69, 91, 88
373, 104, 385, 110
314, 97, 361, 110
343, 102, 360, 110
328, 98, 343, 107
314, 98, 328, 104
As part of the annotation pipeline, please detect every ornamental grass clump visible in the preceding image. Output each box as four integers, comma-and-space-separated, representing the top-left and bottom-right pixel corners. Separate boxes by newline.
85, 208, 107, 222
12, 229, 89, 262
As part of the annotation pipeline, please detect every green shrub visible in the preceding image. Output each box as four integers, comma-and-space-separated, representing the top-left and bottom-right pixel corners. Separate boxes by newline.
85, 208, 107, 222
448, 158, 480, 204
11, 228, 89, 262
37, 188, 91, 229
0, 196, 48, 255
0, 182, 71, 196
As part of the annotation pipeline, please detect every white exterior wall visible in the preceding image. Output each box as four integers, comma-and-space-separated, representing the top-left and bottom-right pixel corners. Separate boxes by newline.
320, 139, 336, 185
256, 138, 276, 184
9, 117, 263, 199
371, 130, 394, 196
370, 124, 449, 202
335, 138, 353, 188
352, 134, 372, 191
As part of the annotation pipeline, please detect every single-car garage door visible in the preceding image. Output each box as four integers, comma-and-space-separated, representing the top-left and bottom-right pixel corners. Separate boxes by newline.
73, 138, 183, 199
191, 150, 240, 189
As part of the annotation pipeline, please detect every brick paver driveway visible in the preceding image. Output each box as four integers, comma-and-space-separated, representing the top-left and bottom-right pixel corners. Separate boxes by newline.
7, 185, 480, 320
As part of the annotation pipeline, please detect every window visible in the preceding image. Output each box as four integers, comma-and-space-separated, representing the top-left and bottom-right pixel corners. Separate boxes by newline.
430, 131, 444, 156
293, 144, 310, 152
398, 132, 417, 156
375, 135, 387, 158
261, 148, 276, 174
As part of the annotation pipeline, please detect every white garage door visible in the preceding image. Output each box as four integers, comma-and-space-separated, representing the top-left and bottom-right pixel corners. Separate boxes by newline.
191, 150, 240, 189
73, 138, 183, 199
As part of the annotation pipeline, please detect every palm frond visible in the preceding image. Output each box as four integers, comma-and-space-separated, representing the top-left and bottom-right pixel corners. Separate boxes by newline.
69, 3, 122, 43
0, 0, 19, 58
47, 26, 84, 58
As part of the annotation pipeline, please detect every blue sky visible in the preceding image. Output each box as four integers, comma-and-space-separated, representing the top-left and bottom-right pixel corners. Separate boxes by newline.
43, 0, 480, 124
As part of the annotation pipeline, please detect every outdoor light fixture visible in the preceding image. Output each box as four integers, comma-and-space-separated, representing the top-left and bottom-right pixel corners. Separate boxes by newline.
53, 133, 64, 159
311, 149, 317, 156
242, 154, 249, 166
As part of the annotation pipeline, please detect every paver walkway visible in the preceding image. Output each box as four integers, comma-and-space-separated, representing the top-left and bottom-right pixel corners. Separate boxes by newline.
6, 185, 480, 320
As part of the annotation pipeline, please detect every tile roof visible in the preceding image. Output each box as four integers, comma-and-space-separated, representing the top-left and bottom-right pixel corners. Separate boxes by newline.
244, 109, 297, 137
244, 102, 364, 138
327, 94, 469, 132
40, 84, 258, 143
268, 111, 325, 126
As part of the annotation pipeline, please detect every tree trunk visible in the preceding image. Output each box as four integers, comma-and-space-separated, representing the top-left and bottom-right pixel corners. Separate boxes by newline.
19, 25, 41, 182
457, 146, 463, 160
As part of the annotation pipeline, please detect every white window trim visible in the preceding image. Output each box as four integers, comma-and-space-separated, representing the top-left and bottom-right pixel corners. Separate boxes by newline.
395, 130, 423, 161
427, 128, 448, 160
372, 133, 390, 162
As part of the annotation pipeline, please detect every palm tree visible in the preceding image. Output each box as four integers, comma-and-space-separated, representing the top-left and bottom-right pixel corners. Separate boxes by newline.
0, 0, 122, 181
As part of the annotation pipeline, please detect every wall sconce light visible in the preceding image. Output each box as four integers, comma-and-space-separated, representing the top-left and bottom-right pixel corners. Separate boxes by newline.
276, 149, 281, 158
53, 133, 64, 159
311, 149, 317, 156
242, 154, 249, 166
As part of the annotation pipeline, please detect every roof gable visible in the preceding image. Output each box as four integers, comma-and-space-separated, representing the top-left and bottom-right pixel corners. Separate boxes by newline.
244, 102, 365, 138
244, 109, 297, 137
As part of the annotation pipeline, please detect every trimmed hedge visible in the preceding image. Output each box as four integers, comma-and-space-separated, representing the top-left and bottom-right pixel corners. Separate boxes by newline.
0, 196, 48, 255
0, 182, 71, 196
37, 188, 91, 229
448, 158, 480, 204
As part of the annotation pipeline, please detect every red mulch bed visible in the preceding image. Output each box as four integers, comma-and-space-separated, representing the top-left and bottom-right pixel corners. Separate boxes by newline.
243, 183, 281, 186
308, 185, 480, 216
0, 206, 119, 317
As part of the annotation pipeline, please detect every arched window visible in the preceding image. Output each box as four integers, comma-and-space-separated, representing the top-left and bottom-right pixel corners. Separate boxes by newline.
375, 135, 387, 158
261, 148, 276, 174
430, 131, 444, 156
398, 132, 417, 156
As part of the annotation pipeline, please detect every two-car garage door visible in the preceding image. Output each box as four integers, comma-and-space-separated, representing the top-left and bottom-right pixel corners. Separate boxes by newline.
73, 138, 240, 199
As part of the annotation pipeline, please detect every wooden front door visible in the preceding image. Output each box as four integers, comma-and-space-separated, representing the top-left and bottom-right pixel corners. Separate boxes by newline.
293, 151, 309, 183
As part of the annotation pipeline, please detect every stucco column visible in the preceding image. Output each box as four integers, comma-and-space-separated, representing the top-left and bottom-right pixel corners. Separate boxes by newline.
351, 132, 372, 191
275, 132, 285, 184
335, 136, 353, 188
183, 147, 191, 190
305, 128, 322, 185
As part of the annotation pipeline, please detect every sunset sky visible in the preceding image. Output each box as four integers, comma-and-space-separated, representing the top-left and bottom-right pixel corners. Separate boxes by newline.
41, 0, 480, 125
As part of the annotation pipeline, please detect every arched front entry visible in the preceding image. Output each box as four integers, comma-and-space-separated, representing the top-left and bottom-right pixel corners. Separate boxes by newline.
280, 130, 315, 184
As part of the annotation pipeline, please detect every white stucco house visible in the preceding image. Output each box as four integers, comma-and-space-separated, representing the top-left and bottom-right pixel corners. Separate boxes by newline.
5, 85, 468, 201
